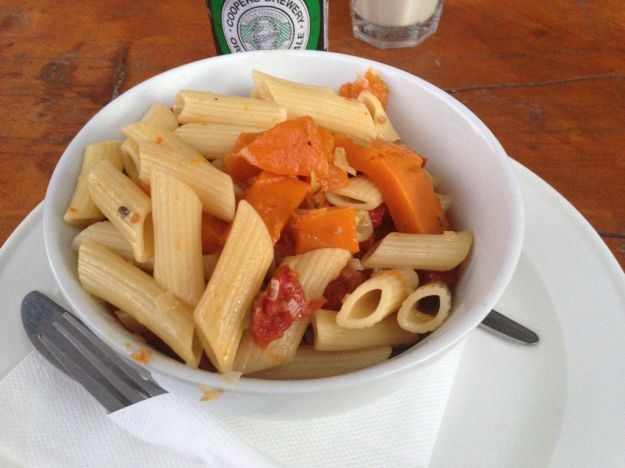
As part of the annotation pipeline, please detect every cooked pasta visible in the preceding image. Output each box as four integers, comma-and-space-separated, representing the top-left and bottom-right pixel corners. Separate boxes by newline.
253, 70, 377, 140
357, 90, 400, 141
313, 309, 420, 351
234, 248, 351, 374
173, 90, 287, 128
78, 238, 201, 367
87, 160, 153, 263
194, 200, 274, 373
140, 102, 179, 131
174, 122, 263, 159
336, 270, 410, 329
397, 281, 452, 333
122, 122, 200, 162
248, 345, 393, 380
151, 169, 205, 307
63, 68, 474, 379
361, 231, 474, 271
325, 175, 383, 211
71, 221, 154, 271
64, 141, 124, 227
138, 141, 235, 222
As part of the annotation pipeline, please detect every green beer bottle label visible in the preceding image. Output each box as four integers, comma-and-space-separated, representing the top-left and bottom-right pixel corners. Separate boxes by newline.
208, 0, 326, 54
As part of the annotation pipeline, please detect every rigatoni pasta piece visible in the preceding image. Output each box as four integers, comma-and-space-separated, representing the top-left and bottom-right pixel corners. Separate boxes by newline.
141, 102, 179, 131
312, 309, 420, 351
174, 122, 263, 159
254, 71, 376, 140
172, 90, 287, 129
397, 281, 452, 333
64, 141, 124, 227
336, 270, 410, 329
358, 90, 400, 141
325, 175, 383, 211
362, 231, 474, 271
194, 200, 273, 373
234, 248, 352, 374
249, 345, 392, 380
87, 160, 154, 263
78, 239, 201, 367
152, 169, 205, 307
138, 141, 235, 221
71, 221, 153, 271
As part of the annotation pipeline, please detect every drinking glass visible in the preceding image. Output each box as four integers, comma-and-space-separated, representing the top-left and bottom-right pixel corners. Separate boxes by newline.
351, 0, 444, 49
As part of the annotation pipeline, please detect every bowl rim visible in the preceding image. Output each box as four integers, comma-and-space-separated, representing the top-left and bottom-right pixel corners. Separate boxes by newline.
43, 49, 524, 394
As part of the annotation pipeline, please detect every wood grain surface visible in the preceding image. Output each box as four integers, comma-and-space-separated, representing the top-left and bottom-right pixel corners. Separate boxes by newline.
1, 0, 624, 271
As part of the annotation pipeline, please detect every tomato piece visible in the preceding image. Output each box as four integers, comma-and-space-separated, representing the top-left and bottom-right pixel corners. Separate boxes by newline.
322, 264, 369, 311
251, 265, 324, 348
418, 269, 459, 286
368, 203, 386, 230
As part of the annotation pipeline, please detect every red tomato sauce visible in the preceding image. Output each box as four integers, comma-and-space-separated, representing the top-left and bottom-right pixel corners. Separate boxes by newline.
417, 268, 459, 286
251, 265, 324, 348
322, 264, 369, 311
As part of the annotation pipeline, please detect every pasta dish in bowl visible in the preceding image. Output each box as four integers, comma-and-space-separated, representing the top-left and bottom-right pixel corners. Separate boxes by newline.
43, 50, 523, 417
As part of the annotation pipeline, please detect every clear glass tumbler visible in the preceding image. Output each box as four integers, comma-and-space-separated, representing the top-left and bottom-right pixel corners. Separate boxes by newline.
351, 0, 444, 49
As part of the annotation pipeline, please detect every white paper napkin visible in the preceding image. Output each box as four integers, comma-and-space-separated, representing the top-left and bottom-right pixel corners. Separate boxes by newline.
0, 344, 464, 468
0, 206, 467, 467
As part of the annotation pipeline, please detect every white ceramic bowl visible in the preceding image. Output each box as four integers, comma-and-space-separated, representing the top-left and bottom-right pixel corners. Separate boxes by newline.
43, 50, 523, 418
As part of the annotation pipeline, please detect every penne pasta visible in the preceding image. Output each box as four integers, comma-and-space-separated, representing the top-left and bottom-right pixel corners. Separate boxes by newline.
64, 141, 124, 227
252, 70, 336, 99
122, 122, 200, 164
358, 90, 400, 141
78, 239, 201, 367
140, 102, 179, 131
138, 141, 235, 222
194, 200, 274, 373
234, 248, 352, 374
397, 281, 452, 333
312, 309, 420, 351
175, 122, 263, 159
71, 221, 154, 271
87, 160, 154, 263
325, 175, 383, 211
361, 231, 474, 271
152, 169, 205, 307
248, 345, 392, 380
120, 103, 180, 185
63, 69, 475, 380
173, 90, 287, 128
336, 270, 410, 329
253, 71, 376, 140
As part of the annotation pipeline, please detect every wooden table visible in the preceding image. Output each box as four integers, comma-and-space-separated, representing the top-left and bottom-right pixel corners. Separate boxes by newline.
1, 0, 624, 271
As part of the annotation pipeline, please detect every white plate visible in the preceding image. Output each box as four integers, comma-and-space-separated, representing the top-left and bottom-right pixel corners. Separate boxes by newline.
1, 162, 624, 466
